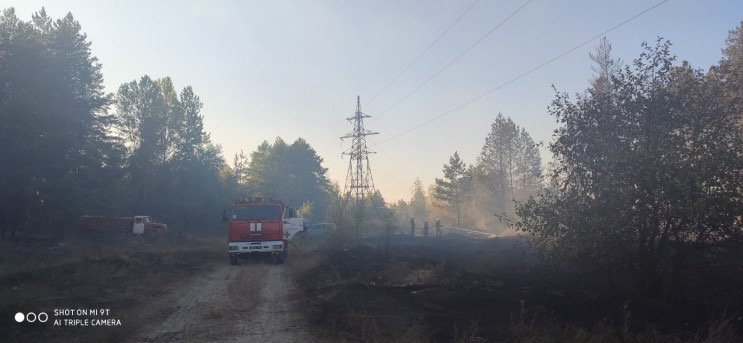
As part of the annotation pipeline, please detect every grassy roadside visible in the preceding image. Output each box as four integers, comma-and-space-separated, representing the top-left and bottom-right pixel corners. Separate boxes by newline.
0, 235, 225, 343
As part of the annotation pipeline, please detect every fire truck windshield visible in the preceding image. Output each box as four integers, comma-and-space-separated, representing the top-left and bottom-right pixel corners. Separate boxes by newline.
232, 205, 281, 220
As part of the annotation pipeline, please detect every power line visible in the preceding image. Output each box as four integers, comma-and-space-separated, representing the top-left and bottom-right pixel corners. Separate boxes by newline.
348, 107, 421, 189
367, 0, 480, 106
372, 117, 427, 172
373, 150, 418, 190
374, 0, 671, 146
373, 0, 533, 121
375, 144, 420, 179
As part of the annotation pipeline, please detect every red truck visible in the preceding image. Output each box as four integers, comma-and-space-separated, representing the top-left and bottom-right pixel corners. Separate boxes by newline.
225, 197, 288, 265
79, 215, 168, 235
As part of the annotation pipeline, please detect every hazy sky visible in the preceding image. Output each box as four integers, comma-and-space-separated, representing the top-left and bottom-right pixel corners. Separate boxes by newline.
5, 0, 742, 202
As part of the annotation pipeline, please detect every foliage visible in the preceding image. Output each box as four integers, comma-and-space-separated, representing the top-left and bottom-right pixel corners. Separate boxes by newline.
227, 149, 251, 198
387, 179, 433, 232
409, 178, 429, 222
719, 22, 743, 129
517, 38, 743, 298
389, 199, 411, 230
244, 137, 333, 222
114, 75, 226, 233
476, 113, 542, 230
0, 8, 117, 237
433, 152, 472, 227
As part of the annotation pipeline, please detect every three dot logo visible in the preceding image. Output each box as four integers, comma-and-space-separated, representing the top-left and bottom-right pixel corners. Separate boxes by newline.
14, 312, 48, 323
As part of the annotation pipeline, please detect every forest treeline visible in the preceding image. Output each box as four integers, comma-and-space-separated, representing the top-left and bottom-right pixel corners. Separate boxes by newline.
389, 113, 542, 232
0, 8, 334, 237
394, 28, 743, 300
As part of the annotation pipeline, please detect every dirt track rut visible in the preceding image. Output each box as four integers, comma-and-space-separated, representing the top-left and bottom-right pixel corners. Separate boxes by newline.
133, 262, 310, 342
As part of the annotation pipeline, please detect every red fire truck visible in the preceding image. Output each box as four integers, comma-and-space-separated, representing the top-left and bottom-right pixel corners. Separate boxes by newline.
226, 197, 289, 265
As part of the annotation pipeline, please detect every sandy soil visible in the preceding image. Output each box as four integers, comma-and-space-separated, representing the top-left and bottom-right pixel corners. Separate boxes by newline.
232, 264, 313, 342
133, 261, 310, 342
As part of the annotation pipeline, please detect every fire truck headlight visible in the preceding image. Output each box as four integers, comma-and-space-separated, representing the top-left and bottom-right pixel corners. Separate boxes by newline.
229, 246, 238, 251
273, 245, 282, 249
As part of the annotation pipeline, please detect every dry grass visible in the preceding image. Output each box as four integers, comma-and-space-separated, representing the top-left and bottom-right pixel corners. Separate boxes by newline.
286, 244, 325, 276
0, 236, 225, 342
286, 243, 436, 342
226, 265, 266, 312
204, 308, 226, 320
452, 320, 486, 343
320, 307, 431, 343
289, 239, 742, 343
697, 311, 739, 343
507, 303, 742, 343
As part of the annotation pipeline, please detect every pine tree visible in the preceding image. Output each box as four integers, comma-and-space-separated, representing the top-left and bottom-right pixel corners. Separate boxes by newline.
409, 178, 428, 222
434, 152, 471, 227
589, 37, 617, 94
0, 8, 112, 236
476, 113, 540, 230
243, 137, 332, 221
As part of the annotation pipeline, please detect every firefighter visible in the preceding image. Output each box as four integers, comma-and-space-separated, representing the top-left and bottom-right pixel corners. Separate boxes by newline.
423, 220, 429, 238
410, 217, 415, 236
435, 218, 442, 237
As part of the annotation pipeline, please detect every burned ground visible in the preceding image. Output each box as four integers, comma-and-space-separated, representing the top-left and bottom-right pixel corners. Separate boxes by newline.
293, 234, 742, 342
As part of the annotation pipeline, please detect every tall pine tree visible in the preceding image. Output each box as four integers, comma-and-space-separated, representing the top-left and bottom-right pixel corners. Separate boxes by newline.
434, 152, 471, 227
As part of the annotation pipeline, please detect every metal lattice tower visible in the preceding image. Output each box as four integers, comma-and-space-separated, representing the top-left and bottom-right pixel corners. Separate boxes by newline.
341, 95, 378, 202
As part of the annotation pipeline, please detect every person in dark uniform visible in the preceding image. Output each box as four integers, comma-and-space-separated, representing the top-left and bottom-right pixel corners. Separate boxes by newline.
423, 220, 429, 238
410, 217, 415, 236
435, 218, 442, 237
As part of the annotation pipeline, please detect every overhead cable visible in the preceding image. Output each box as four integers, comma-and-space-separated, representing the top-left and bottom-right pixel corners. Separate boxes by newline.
374, 0, 671, 145
367, 0, 480, 106
374, 0, 533, 121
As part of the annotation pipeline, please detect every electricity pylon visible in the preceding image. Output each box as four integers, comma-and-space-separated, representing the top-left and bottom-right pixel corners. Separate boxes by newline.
341, 96, 378, 232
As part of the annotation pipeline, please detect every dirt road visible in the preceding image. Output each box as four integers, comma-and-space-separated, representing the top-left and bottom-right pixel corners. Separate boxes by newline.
133, 261, 311, 342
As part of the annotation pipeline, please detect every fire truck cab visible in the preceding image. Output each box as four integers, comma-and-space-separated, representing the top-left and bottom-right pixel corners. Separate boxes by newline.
226, 197, 288, 265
